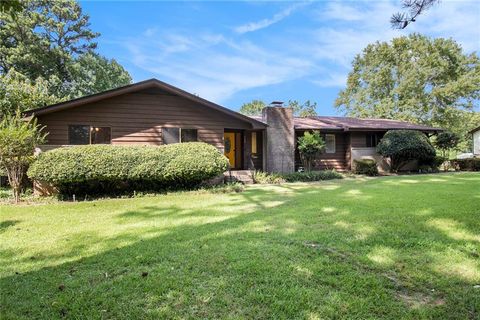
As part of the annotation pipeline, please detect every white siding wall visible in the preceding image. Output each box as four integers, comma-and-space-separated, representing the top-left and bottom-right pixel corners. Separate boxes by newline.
474, 130, 480, 155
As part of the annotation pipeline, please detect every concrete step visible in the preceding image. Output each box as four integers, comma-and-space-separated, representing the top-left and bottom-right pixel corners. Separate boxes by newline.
224, 170, 254, 184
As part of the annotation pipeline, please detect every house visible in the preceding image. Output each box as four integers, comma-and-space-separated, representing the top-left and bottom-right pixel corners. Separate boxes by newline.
24, 79, 442, 173
469, 126, 480, 156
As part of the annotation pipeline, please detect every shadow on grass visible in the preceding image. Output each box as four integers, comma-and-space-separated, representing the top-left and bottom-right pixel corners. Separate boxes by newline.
0, 220, 19, 234
1, 174, 479, 319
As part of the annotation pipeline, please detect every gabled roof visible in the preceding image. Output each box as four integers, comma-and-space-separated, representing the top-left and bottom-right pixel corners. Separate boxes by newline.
23, 79, 266, 129
250, 115, 442, 132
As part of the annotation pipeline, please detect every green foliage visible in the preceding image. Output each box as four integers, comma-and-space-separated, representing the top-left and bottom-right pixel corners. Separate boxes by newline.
28, 142, 229, 195
0, 112, 47, 202
0, 0, 23, 13
0, 0, 131, 112
287, 100, 318, 117
252, 171, 286, 184
297, 131, 325, 172
253, 170, 342, 184
281, 170, 343, 182
239, 100, 318, 117
239, 100, 266, 116
335, 34, 480, 151
0, 69, 59, 115
376, 130, 436, 172
434, 132, 460, 157
451, 158, 480, 171
67, 52, 132, 98
353, 159, 379, 176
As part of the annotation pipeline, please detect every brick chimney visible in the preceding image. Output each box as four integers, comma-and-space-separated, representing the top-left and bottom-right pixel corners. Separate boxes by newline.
262, 102, 295, 173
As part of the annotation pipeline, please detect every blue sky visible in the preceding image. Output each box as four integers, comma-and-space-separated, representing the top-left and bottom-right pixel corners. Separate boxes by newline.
81, 0, 480, 115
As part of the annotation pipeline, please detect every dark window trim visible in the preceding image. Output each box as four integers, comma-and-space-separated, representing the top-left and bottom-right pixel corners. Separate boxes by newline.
162, 127, 198, 144
180, 128, 198, 143
68, 124, 112, 145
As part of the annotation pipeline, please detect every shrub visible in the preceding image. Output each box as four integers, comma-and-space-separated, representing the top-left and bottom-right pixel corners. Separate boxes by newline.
282, 170, 343, 182
434, 132, 459, 158
0, 112, 47, 203
253, 170, 342, 184
451, 158, 480, 171
353, 159, 379, 176
252, 170, 286, 184
297, 131, 325, 172
376, 130, 436, 172
28, 142, 229, 195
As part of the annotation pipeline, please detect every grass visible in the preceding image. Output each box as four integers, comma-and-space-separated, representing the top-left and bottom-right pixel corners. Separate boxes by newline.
1, 173, 479, 319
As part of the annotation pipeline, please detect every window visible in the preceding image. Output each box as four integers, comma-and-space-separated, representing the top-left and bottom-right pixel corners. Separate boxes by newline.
181, 129, 198, 142
325, 134, 336, 153
163, 127, 180, 144
366, 133, 382, 148
69, 125, 90, 145
91, 127, 111, 144
251, 132, 257, 154
163, 127, 198, 144
69, 125, 111, 145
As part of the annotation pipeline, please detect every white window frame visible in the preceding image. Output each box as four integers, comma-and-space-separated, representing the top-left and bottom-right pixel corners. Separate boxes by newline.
325, 134, 336, 154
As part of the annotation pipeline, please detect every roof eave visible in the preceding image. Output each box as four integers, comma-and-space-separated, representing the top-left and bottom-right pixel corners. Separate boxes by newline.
23, 79, 266, 129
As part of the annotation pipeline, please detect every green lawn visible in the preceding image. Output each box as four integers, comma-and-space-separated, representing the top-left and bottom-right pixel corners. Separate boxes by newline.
1, 173, 479, 319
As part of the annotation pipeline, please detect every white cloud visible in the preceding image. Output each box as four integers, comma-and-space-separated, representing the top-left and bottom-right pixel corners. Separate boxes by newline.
120, 0, 479, 103
124, 32, 312, 102
310, 0, 479, 88
234, 2, 309, 34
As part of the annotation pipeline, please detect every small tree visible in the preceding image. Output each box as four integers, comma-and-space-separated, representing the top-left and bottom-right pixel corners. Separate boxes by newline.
0, 112, 47, 202
376, 130, 435, 172
297, 131, 325, 172
435, 132, 460, 158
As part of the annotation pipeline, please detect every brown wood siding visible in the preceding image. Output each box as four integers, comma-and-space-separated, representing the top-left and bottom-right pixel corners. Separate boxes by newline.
295, 130, 348, 171
37, 89, 252, 151
350, 132, 367, 148
345, 133, 352, 170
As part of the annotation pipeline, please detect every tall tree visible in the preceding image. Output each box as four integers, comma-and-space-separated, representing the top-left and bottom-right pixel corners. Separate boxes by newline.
239, 99, 318, 117
391, 0, 439, 29
0, 0, 99, 85
68, 53, 132, 98
0, 0, 22, 13
0, 0, 131, 113
0, 69, 58, 116
335, 34, 480, 138
239, 100, 266, 116
288, 100, 318, 117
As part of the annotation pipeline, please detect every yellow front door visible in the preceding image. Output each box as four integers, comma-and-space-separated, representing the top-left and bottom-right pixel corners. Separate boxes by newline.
224, 132, 236, 168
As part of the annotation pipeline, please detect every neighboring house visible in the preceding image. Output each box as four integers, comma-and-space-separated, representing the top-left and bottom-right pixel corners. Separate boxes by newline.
470, 126, 480, 156
24, 79, 442, 173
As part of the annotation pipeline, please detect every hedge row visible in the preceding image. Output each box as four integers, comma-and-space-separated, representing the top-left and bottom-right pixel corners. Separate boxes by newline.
253, 170, 343, 184
28, 143, 229, 195
353, 159, 379, 176
451, 158, 480, 171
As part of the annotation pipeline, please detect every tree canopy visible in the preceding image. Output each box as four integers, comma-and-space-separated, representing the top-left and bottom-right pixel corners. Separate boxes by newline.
0, 0, 131, 115
239, 100, 266, 116
335, 34, 480, 149
239, 99, 318, 117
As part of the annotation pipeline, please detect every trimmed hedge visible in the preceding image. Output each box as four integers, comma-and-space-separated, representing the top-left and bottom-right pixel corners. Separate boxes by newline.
253, 170, 343, 184
28, 143, 229, 195
353, 159, 378, 176
451, 158, 480, 171
376, 130, 435, 172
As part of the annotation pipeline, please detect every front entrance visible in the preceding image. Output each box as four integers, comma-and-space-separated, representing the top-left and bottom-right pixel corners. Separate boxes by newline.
224, 131, 243, 169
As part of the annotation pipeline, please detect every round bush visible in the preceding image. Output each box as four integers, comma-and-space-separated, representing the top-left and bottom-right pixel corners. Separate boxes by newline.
376, 130, 435, 172
28, 142, 229, 195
